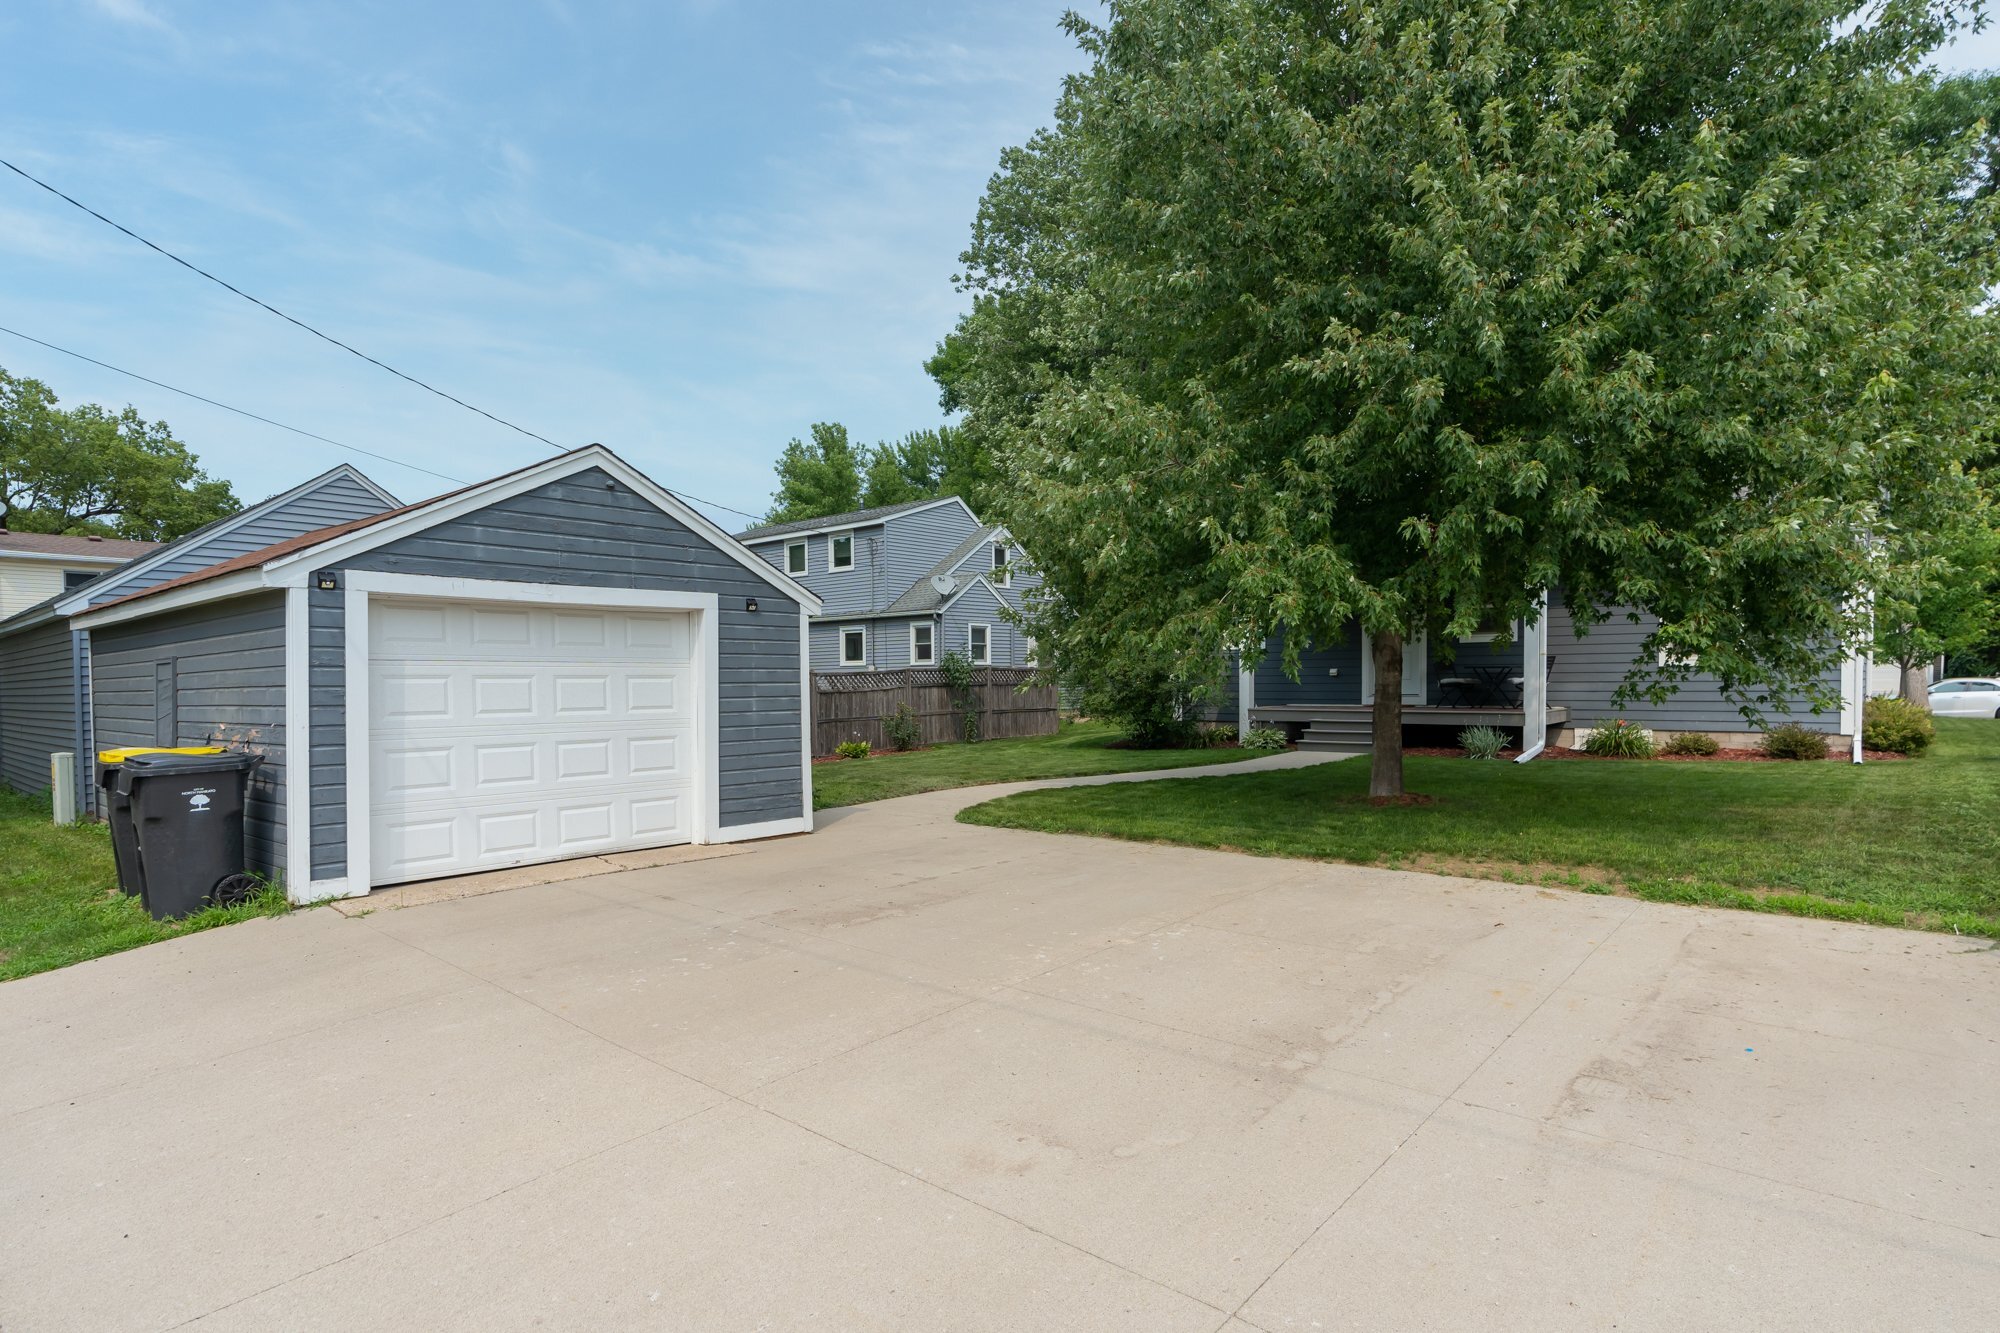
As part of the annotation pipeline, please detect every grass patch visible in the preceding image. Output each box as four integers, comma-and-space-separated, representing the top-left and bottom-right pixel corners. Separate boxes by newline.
959, 718, 2000, 937
0, 788, 290, 982
812, 719, 1258, 810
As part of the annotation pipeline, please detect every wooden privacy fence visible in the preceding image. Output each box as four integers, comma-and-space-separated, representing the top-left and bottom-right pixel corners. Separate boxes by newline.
813, 667, 1057, 755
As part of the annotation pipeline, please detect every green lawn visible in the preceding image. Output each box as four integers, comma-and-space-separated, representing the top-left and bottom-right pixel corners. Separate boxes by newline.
959, 719, 2000, 937
812, 719, 1258, 809
0, 789, 290, 982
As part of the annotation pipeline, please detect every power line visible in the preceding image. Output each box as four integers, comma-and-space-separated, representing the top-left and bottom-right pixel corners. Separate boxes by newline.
0, 157, 768, 525
0, 324, 467, 486
2, 155, 567, 452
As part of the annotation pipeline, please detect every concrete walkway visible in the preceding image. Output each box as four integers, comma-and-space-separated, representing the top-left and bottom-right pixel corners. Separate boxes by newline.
2, 759, 1994, 1331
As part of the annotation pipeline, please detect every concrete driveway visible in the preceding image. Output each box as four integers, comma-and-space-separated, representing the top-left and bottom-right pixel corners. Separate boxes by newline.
3, 762, 1996, 1332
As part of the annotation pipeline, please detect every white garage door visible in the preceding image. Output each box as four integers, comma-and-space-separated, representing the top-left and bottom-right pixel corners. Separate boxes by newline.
368, 597, 697, 886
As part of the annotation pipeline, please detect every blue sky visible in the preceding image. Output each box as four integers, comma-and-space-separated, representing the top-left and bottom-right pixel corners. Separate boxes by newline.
2, 2, 1995, 527
0, 0, 1089, 524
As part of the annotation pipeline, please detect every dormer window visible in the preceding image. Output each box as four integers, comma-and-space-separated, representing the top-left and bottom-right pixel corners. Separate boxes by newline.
990, 541, 1010, 587
785, 541, 807, 575
830, 533, 854, 571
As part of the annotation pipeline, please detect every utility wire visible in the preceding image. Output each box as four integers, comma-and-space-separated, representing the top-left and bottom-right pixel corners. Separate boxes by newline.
0, 324, 466, 486
2, 156, 568, 452
0, 157, 768, 525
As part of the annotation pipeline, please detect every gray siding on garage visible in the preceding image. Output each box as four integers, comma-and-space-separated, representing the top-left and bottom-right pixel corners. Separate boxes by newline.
0, 618, 77, 797
1548, 598, 1846, 731
88, 593, 287, 877
308, 586, 347, 879
306, 467, 803, 878
68, 472, 393, 612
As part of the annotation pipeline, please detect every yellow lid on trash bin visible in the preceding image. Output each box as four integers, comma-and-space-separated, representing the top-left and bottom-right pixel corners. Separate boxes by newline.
97, 746, 226, 764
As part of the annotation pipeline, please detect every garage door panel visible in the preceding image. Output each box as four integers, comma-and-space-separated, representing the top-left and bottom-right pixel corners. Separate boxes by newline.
369, 598, 699, 886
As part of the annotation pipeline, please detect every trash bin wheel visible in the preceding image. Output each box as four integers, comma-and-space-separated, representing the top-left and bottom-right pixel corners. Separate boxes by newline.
211, 874, 261, 908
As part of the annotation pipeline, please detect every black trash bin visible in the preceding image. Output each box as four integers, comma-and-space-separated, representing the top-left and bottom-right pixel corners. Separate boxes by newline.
96, 747, 225, 899
115, 750, 264, 920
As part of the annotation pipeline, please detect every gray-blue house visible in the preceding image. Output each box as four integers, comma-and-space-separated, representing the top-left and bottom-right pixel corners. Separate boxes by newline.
736, 496, 1041, 673
0, 464, 400, 810
66, 445, 819, 904
1240, 592, 1868, 760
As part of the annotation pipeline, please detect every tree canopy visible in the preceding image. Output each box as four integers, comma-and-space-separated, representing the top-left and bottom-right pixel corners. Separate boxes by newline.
1, 366, 239, 541
943, 0, 1999, 793
766, 420, 998, 523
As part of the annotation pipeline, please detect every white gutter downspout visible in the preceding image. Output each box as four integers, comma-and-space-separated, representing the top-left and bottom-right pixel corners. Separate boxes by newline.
1514, 589, 1550, 764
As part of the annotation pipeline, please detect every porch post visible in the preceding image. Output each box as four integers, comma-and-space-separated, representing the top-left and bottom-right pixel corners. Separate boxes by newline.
1514, 590, 1550, 762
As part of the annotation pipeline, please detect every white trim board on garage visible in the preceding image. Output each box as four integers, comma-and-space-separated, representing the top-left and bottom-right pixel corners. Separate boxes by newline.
328, 572, 742, 901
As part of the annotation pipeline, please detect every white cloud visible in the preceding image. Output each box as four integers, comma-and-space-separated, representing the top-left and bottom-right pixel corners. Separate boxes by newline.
87, 0, 173, 34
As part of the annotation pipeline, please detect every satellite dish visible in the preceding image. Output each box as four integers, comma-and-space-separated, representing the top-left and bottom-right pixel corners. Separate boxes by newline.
930, 574, 958, 596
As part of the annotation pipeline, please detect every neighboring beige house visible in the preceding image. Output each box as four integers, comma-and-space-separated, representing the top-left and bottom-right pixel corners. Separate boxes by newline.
0, 530, 159, 618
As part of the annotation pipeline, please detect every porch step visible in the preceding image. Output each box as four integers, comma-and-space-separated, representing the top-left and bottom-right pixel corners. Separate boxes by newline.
1298, 719, 1374, 753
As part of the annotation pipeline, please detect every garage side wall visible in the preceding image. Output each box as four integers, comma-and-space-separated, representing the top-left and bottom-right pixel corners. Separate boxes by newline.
306, 467, 803, 877
88, 593, 287, 878
0, 618, 78, 797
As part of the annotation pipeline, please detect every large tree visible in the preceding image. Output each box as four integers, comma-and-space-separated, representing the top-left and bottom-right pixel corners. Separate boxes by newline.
766, 421, 865, 524
766, 421, 1001, 523
946, 0, 1998, 794
1, 366, 239, 541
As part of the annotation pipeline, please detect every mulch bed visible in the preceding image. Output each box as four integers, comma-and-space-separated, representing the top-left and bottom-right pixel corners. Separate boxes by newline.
1405, 745, 1907, 763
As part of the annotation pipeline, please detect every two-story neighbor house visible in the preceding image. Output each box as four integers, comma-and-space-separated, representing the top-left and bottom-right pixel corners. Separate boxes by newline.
737, 497, 1038, 673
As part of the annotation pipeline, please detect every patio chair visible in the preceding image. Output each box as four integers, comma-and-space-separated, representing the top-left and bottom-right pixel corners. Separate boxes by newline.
1437, 675, 1479, 706
1506, 655, 1556, 705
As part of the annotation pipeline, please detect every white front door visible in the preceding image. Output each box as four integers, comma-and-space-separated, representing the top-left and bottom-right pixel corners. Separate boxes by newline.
1360, 630, 1427, 705
367, 598, 697, 886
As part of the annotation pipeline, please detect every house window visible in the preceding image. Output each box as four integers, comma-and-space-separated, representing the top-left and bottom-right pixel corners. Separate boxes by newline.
968, 623, 990, 665
840, 625, 867, 666
990, 542, 1010, 587
1024, 634, 1038, 667
829, 533, 854, 571
1461, 613, 1515, 644
62, 568, 98, 592
910, 623, 935, 665
785, 541, 807, 575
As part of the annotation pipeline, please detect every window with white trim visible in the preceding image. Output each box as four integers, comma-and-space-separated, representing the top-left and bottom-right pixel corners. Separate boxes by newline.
840, 625, 867, 666
785, 541, 807, 575
1460, 613, 1516, 644
990, 541, 1010, 587
910, 622, 935, 664
968, 623, 990, 665
829, 533, 854, 571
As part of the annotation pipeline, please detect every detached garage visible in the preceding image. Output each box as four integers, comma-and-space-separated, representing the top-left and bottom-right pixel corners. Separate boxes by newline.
73, 446, 820, 903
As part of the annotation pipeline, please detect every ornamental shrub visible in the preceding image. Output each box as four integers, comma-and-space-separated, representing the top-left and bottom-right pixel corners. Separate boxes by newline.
833, 739, 872, 760
1760, 723, 1829, 761
883, 702, 922, 752
1242, 725, 1289, 752
1660, 731, 1721, 756
1458, 725, 1509, 760
1862, 695, 1935, 754
1198, 724, 1238, 748
1581, 718, 1655, 758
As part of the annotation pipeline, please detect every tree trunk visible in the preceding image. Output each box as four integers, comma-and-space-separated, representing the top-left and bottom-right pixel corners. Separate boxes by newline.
1899, 661, 1929, 703
1369, 630, 1405, 798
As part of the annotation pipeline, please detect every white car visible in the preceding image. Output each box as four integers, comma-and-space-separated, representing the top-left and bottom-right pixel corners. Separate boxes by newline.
1926, 677, 2000, 718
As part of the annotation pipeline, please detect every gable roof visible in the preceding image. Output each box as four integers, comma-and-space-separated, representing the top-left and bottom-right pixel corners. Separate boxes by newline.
735, 495, 972, 543
49, 464, 398, 618
877, 525, 1004, 616
0, 531, 158, 562
74, 446, 822, 629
